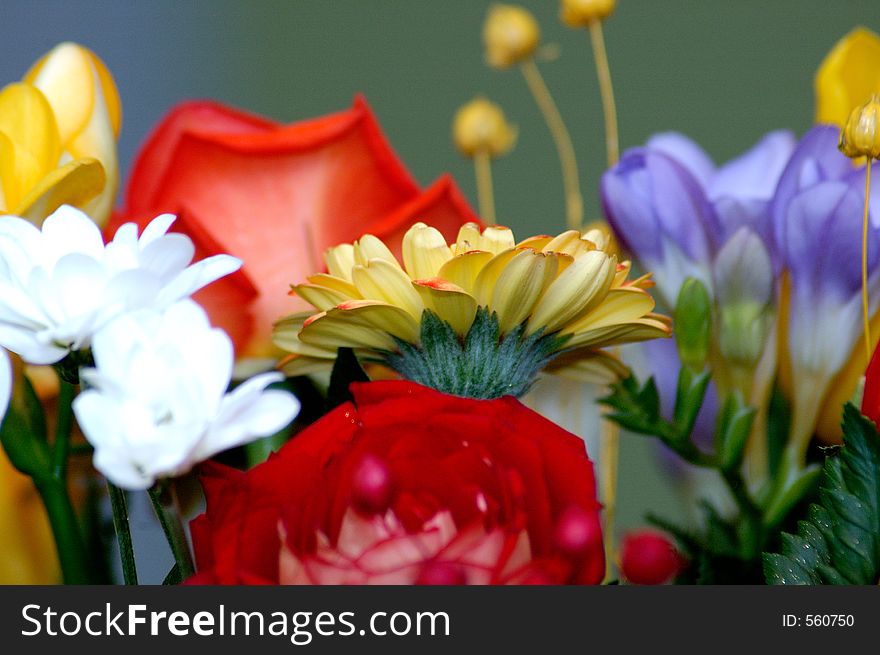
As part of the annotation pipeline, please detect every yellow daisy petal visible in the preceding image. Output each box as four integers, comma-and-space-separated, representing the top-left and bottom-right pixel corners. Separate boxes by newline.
491, 249, 559, 332
325, 243, 356, 281
472, 248, 519, 306
479, 225, 516, 254
438, 250, 494, 294
529, 250, 614, 333
565, 287, 658, 335
413, 278, 478, 336
354, 234, 400, 267
292, 283, 351, 312
402, 222, 453, 279
352, 259, 424, 319
545, 348, 629, 385
453, 221, 484, 254
305, 273, 360, 299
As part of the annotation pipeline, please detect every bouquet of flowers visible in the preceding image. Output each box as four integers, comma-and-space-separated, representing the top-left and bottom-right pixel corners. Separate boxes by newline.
0, 1, 878, 587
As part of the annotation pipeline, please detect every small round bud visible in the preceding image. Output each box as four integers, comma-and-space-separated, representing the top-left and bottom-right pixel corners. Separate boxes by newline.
483, 4, 541, 69
553, 505, 601, 557
452, 97, 517, 159
620, 530, 683, 585
560, 0, 617, 28
416, 561, 467, 585
839, 94, 880, 160
350, 454, 393, 515
674, 277, 712, 372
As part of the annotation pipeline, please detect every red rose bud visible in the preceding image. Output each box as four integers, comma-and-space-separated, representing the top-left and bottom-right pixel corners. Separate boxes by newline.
416, 561, 468, 586
620, 530, 683, 585
351, 454, 393, 515
553, 505, 602, 558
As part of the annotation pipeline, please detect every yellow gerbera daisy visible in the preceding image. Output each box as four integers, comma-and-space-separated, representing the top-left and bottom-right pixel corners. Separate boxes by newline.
274, 222, 670, 398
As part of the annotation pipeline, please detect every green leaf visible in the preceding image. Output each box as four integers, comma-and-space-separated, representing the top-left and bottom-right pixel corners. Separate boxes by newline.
715, 392, 756, 472
0, 373, 51, 480
672, 367, 711, 442
162, 563, 182, 585
763, 404, 880, 584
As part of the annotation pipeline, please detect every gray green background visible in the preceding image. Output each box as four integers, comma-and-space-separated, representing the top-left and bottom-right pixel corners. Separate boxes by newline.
2, 0, 878, 578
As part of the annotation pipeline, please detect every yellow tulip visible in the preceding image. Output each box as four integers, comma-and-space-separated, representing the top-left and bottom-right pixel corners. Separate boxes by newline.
0, 453, 59, 584
815, 27, 880, 127
0, 42, 120, 225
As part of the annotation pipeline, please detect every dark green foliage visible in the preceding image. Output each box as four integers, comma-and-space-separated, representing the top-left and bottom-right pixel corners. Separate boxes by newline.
763, 404, 880, 585
385, 308, 568, 399
327, 347, 369, 409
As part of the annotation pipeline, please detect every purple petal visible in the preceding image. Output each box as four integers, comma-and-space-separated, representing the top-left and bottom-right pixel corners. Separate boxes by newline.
646, 132, 716, 187
709, 130, 796, 202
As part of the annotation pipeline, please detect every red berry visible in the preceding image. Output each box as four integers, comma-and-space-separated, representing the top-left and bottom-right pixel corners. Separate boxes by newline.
350, 454, 393, 515
553, 505, 601, 557
620, 530, 682, 585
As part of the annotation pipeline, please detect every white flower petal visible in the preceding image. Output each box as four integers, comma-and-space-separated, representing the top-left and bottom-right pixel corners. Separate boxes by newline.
138, 213, 176, 247
41, 205, 105, 265
156, 254, 243, 306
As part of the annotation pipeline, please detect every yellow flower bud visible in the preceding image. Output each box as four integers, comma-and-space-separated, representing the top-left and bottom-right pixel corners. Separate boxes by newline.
0, 42, 120, 226
24, 42, 121, 225
815, 27, 880, 128
839, 93, 880, 160
560, 0, 617, 27
483, 4, 540, 69
452, 97, 517, 158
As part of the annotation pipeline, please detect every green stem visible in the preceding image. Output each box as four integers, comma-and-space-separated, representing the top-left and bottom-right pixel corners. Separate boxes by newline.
34, 477, 93, 584
39, 379, 96, 583
51, 380, 75, 480
149, 482, 195, 580
722, 469, 764, 559
107, 482, 138, 585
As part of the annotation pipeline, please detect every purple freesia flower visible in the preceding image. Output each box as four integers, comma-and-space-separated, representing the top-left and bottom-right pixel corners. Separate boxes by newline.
773, 125, 880, 461
649, 130, 795, 266
600, 148, 716, 306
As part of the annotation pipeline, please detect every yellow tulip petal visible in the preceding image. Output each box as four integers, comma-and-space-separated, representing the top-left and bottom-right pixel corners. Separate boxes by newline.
815, 27, 880, 126
15, 157, 105, 224
23, 43, 95, 146
491, 250, 558, 332
413, 278, 478, 336
438, 250, 494, 293
529, 250, 614, 333
352, 259, 424, 318
354, 234, 400, 267
325, 243, 356, 281
402, 222, 453, 279
0, 83, 61, 178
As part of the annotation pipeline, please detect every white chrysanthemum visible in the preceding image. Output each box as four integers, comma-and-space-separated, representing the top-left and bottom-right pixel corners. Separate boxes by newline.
0, 204, 242, 365
73, 300, 300, 490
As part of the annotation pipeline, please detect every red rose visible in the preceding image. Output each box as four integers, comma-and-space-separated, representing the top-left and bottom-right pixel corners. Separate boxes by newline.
190, 380, 605, 585
111, 97, 479, 359
620, 530, 683, 585
862, 343, 880, 425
